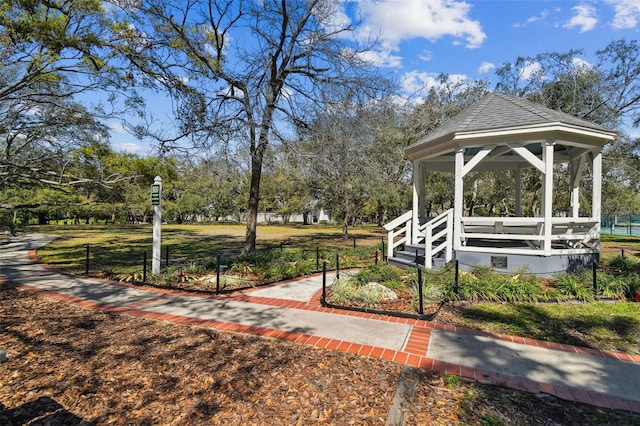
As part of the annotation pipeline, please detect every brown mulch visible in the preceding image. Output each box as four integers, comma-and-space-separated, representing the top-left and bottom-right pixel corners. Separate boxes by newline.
1, 287, 638, 425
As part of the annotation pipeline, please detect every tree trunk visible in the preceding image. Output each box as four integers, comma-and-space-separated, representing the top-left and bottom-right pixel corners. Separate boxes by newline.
242, 149, 264, 254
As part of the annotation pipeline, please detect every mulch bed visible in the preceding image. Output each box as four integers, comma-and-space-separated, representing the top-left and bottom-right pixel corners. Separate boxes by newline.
1, 287, 638, 425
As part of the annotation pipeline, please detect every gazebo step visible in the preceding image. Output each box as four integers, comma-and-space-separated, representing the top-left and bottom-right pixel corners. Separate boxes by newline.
388, 253, 446, 270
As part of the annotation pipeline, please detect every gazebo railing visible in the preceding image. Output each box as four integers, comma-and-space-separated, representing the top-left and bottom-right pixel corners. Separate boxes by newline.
460, 217, 600, 255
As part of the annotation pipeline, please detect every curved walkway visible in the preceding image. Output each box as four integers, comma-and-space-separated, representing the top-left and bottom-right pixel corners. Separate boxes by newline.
2, 234, 640, 415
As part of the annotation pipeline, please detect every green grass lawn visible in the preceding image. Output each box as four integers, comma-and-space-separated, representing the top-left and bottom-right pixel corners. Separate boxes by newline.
447, 301, 640, 354
34, 222, 385, 276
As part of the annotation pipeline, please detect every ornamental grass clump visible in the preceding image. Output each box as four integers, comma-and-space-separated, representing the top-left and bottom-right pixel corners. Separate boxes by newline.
552, 270, 595, 302
327, 276, 385, 309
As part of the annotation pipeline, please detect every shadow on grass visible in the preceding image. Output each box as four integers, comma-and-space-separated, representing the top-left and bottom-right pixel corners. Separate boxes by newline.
455, 303, 640, 352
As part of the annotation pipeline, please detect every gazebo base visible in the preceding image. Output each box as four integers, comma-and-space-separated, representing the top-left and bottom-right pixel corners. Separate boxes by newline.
455, 249, 598, 278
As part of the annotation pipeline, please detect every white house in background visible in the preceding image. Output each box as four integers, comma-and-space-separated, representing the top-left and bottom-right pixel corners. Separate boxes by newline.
384, 93, 616, 275
257, 207, 332, 224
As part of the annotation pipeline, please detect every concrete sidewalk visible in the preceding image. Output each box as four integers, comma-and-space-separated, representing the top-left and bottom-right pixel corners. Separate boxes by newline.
2, 234, 639, 414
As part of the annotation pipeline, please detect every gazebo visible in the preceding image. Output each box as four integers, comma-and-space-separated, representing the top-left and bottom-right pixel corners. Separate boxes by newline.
384, 93, 616, 275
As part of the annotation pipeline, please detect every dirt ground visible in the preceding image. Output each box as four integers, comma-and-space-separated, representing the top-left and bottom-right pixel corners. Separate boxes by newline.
1, 287, 638, 425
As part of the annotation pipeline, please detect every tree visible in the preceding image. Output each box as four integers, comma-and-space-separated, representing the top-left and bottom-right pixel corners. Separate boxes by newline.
0, 1, 136, 191
112, 0, 386, 253
303, 98, 408, 236
494, 40, 640, 220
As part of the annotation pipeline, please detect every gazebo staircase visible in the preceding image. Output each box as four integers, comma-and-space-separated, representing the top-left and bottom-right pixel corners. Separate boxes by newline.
384, 209, 453, 269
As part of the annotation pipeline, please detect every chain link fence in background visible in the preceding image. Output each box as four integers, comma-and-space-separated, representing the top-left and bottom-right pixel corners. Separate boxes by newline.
602, 214, 640, 236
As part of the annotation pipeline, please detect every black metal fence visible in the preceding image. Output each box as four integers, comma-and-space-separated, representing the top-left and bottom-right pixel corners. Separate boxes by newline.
78, 236, 385, 295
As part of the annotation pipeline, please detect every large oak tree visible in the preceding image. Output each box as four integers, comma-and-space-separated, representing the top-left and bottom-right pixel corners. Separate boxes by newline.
111, 0, 387, 253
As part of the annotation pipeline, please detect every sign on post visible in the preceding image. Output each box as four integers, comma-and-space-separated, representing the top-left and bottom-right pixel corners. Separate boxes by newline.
151, 183, 161, 205
152, 176, 162, 275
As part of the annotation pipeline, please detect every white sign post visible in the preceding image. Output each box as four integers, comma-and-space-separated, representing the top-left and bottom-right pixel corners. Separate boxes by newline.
151, 176, 162, 275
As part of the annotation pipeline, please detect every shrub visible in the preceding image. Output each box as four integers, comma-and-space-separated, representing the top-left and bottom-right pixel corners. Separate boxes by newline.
596, 272, 629, 299
624, 273, 640, 300
605, 255, 637, 272
553, 270, 595, 302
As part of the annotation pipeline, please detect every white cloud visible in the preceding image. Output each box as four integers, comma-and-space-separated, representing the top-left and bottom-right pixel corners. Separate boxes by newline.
400, 70, 468, 96
528, 9, 551, 24
513, 8, 559, 28
478, 61, 495, 73
605, 0, 640, 29
572, 57, 592, 70
419, 49, 432, 62
112, 141, 148, 154
354, 0, 486, 68
520, 61, 542, 80
357, 48, 403, 68
109, 121, 129, 134
564, 5, 598, 32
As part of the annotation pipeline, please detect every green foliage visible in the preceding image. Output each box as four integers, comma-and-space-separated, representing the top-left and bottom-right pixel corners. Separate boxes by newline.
327, 277, 360, 305
328, 276, 385, 309
596, 272, 629, 299
117, 272, 143, 283
626, 274, 640, 299
228, 261, 254, 276
352, 263, 403, 288
605, 255, 637, 272
443, 374, 461, 387
553, 270, 595, 302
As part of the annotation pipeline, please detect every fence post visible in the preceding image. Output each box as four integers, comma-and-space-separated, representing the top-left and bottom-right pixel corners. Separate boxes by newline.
165, 245, 169, 268
381, 237, 385, 261
316, 246, 320, 270
322, 261, 327, 305
85, 244, 90, 275
280, 241, 284, 252
336, 253, 340, 280
454, 259, 460, 297
417, 267, 424, 315
143, 251, 147, 282
353, 237, 356, 249
375, 250, 378, 266
593, 261, 597, 298
216, 253, 221, 294
622, 249, 625, 258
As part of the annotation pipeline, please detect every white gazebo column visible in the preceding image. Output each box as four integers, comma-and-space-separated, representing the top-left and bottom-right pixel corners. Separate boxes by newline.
591, 150, 602, 228
542, 140, 555, 255
515, 165, 522, 217
570, 156, 586, 218
411, 160, 424, 244
453, 147, 464, 251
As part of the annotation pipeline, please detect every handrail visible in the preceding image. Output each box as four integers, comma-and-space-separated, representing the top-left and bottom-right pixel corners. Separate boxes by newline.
384, 209, 453, 269
383, 210, 413, 260
383, 210, 412, 231
422, 209, 453, 269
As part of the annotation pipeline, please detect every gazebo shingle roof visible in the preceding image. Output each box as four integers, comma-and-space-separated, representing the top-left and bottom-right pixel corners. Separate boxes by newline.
407, 92, 614, 153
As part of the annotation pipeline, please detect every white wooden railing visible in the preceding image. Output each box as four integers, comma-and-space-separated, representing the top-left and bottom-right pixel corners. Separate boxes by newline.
383, 210, 413, 260
383, 209, 454, 268
419, 209, 454, 267
460, 217, 600, 255
385, 211, 600, 262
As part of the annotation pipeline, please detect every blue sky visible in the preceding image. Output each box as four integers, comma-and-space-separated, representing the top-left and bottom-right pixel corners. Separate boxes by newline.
109, 0, 640, 154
